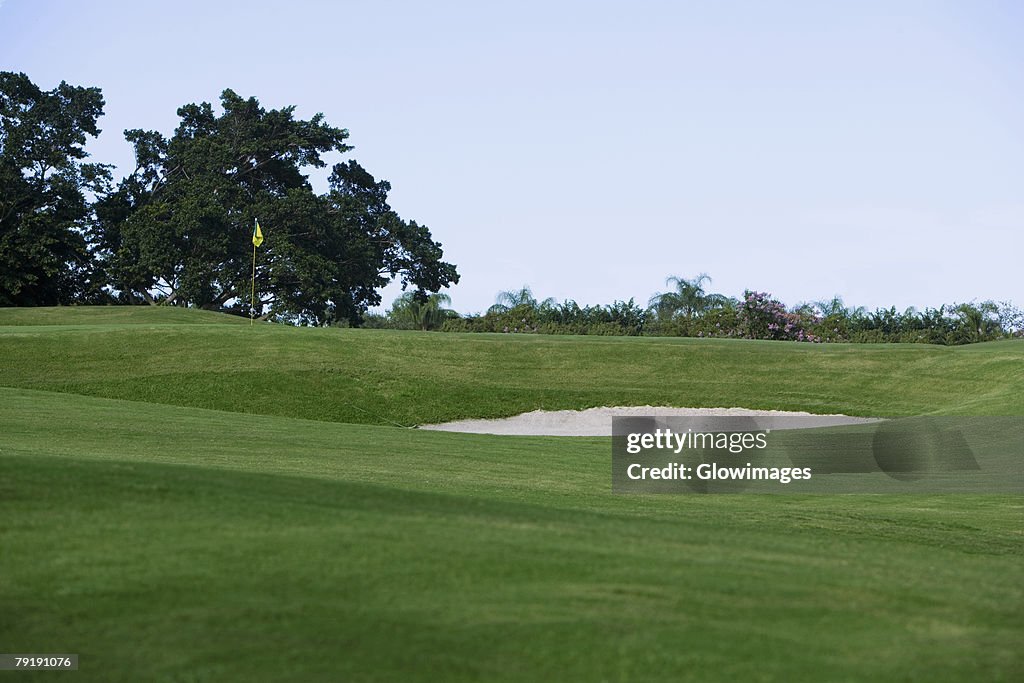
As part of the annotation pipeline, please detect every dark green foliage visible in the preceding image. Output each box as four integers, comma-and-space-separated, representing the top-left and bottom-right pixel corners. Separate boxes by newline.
441, 280, 1021, 345
387, 291, 457, 330
648, 273, 732, 322
0, 72, 110, 305
0, 76, 457, 321
841, 302, 1008, 344
447, 297, 648, 335
94, 90, 457, 324
486, 286, 553, 315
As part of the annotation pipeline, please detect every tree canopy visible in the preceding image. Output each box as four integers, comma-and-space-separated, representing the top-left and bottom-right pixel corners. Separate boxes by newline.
93, 88, 457, 324
0, 72, 108, 305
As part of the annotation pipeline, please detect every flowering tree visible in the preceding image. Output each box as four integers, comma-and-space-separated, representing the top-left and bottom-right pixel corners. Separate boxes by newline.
737, 291, 820, 342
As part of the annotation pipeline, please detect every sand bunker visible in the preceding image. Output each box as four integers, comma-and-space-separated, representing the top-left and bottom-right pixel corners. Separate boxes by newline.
417, 406, 879, 436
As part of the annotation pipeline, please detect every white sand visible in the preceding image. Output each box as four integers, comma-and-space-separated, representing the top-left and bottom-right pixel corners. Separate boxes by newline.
417, 406, 879, 436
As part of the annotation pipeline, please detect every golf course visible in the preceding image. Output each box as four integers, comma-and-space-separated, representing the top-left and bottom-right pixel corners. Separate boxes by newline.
1, 306, 1021, 681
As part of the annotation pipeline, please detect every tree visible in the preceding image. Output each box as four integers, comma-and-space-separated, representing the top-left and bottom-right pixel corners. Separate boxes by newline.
389, 291, 454, 330
487, 286, 554, 315
94, 89, 458, 324
951, 301, 1000, 344
648, 273, 729, 320
0, 72, 109, 305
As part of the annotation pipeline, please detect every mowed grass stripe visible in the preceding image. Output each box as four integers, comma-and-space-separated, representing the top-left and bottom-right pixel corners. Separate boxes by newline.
1, 385, 1019, 540
0, 305, 250, 326
1, 308, 1022, 424
1, 388, 1021, 682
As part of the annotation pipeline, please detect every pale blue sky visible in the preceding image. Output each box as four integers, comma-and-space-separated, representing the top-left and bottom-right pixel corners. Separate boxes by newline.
2, 0, 1021, 313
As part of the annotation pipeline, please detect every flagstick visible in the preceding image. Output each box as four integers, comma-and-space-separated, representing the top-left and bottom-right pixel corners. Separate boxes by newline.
250, 242, 256, 326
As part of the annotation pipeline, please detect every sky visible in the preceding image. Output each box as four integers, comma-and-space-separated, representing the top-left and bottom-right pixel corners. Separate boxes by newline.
1, 0, 1021, 314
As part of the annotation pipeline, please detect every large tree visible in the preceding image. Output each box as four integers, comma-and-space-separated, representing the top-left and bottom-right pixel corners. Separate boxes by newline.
0, 72, 109, 305
95, 89, 457, 324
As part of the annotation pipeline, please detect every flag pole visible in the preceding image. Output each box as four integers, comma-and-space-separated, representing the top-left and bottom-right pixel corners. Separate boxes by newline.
250, 218, 263, 326
250, 240, 256, 326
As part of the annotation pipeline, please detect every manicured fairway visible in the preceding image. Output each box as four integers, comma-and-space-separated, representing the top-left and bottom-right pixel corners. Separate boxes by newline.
2, 307, 1022, 424
1, 308, 1021, 682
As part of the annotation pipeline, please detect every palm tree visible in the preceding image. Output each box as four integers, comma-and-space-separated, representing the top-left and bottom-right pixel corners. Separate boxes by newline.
814, 296, 846, 318
814, 296, 865, 319
953, 302, 999, 343
814, 297, 867, 335
487, 286, 555, 315
648, 273, 727, 320
390, 291, 454, 331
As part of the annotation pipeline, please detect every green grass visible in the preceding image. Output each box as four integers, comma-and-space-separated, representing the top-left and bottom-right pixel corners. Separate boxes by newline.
1, 307, 1021, 682
0, 304, 250, 326
2, 307, 1022, 424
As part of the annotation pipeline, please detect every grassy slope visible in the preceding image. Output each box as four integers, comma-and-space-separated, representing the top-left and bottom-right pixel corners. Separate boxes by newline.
1, 308, 1022, 682
2, 389, 1020, 683
0, 305, 250, 326
1, 307, 1022, 424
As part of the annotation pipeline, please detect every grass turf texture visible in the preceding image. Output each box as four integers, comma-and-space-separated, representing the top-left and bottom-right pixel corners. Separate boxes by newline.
2, 307, 1023, 423
1, 307, 1022, 682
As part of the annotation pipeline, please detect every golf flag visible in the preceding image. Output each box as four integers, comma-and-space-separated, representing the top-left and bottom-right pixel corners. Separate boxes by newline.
250, 219, 262, 326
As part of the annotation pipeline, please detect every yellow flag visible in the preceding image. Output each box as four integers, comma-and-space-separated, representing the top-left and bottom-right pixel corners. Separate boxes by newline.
252, 219, 264, 247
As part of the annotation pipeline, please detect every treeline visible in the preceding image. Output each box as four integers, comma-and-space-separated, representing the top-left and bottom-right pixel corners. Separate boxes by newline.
367, 276, 1023, 345
4, 72, 1017, 343
0, 72, 456, 324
